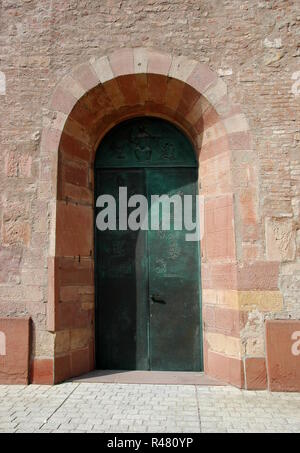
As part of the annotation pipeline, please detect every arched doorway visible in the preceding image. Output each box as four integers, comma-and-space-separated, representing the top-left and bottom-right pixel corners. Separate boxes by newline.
94, 117, 202, 371
39, 48, 259, 387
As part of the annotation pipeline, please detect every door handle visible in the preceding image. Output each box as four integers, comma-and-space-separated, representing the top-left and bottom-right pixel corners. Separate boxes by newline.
150, 294, 166, 304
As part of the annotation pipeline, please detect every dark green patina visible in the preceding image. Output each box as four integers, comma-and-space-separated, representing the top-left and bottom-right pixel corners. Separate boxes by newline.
95, 117, 197, 168
95, 117, 202, 371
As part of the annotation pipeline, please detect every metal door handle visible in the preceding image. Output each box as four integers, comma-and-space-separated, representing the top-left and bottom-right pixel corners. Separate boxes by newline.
150, 295, 166, 304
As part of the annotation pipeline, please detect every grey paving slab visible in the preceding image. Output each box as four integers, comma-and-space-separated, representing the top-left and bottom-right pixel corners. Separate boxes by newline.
0, 382, 299, 433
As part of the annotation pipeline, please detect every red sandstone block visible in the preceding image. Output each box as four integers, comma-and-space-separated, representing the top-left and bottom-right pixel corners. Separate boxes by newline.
58, 257, 94, 286
60, 285, 94, 303
199, 135, 230, 162
204, 196, 236, 260
114, 105, 144, 122
57, 301, 93, 330
205, 198, 233, 233
206, 349, 244, 388
206, 193, 233, 211
237, 262, 279, 291
40, 127, 62, 155
63, 117, 92, 147
165, 78, 186, 112
60, 133, 91, 162
214, 307, 246, 337
147, 74, 168, 106
53, 349, 92, 384
202, 106, 220, 129
203, 305, 216, 328
56, 201, 93, 257
147, 50, 172, 75
194, 116, 204, 134
83, 85, 113, 113
109, 48, 134, 77
201, 262, 238, 290
228, 354, 245, 388
204, 307, 247, 337
173, 113, 197, 142
135, 73, 148, 104
72, 63, 99, 92
266, 320, 300, 392
205, 229, 235, 260
117, 75, 140, 106
69, 101, 95, 128
214, 204, 232, 230
245, 357, 267, 390
177, 84, 200, 118
63, 161, 89, 188
30, 358, 54, 385
50, 86, 77, 115
103, 78, 126, 108
71, 347, 90, 377
63, 183, 93, 206
143, 102, 171, 120
187, 63, 217, 94
0, 317, 30, 384
54, 354, 72, 384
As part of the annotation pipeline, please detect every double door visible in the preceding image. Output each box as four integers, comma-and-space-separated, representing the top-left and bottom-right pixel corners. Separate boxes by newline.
95, 167, 202, 371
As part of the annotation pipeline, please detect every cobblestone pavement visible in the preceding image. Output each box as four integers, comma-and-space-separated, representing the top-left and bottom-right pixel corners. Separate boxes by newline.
0, 383, 300, 433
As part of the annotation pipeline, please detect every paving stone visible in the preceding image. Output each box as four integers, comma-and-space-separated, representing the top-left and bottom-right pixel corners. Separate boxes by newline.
0, 383, 299, 433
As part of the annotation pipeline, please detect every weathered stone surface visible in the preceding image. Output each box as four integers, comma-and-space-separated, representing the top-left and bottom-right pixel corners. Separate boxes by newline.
265, 217, 296, 262
245, 357, 267, 390
30, 358, 54, 385
205, 332, 242, 359
0, 318, 30, 384
266, 320, 300, 392
56, 202, 93, 257
70, 328, 91, 350
0, 247, 22, 284
55, 330, 71, 354
205, 348, 244, 388
32, 329, 55, 357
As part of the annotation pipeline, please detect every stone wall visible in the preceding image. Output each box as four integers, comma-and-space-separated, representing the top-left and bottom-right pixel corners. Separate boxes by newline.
0, 0, 299, 387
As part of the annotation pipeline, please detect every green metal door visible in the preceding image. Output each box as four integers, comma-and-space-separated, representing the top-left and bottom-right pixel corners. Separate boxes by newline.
95, 117, 202, 371
95, 169, 149, 370
147, 168, 201, 371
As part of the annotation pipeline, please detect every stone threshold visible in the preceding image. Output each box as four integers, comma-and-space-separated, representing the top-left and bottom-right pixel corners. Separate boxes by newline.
68, 370, 226, 386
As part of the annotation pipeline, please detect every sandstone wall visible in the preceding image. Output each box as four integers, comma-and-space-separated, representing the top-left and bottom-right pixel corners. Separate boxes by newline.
0, 0, 299, 384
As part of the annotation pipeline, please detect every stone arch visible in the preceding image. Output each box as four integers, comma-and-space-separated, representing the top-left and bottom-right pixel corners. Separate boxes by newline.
39, 47, 260, 386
